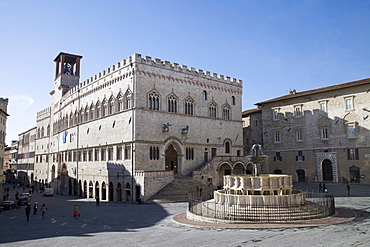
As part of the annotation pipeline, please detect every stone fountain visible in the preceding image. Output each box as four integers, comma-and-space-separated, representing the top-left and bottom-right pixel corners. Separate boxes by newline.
187, 144, 335, 223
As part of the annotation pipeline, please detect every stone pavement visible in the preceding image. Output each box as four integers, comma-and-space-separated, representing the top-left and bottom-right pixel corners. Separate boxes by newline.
0, 182, 369, 247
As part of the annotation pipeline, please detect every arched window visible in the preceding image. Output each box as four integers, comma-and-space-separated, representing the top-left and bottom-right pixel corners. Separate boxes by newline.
225, 141, 231, 154
102, 100, 107, 117
89, 104, 94, 120
148, 91, 160, 110
47, 125, 50, 136
84, 106, 89, 122
209, 102, 217, 118
95, 102, 101, 118
167, 94, 178, 113
202, 90, 207, 100
108, 97, 115, 115
231, 96, 236, 105
184, 97, 194, 115
117, 94, 124, 112
125, 89, 132, 110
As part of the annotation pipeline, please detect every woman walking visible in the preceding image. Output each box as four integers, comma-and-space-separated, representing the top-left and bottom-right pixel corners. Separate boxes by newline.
74, 205, 80, 218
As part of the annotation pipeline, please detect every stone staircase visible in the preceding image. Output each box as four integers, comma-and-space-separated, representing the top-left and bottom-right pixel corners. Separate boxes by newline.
147, 175, 211, 203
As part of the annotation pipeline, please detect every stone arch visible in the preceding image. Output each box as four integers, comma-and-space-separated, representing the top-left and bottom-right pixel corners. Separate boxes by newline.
316, 152, 338, 182
218, 162, 232, 187
246, 163, 253, 174
163, 137, 184, 174
117, 182, 122, 201
109, 182, 114, 201
95, 181, 100, 199
223, 139, 232, 154
125, 183, 131, 202
232, 162, 246, 175
89, 181, 93, 198
102, 182, 107, 200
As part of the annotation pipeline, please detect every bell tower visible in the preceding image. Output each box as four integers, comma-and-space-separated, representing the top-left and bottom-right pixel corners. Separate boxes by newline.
53, 52, 83, 96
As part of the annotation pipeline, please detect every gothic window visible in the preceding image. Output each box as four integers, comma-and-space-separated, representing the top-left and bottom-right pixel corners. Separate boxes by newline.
167, 94, 178, 113
231, 96, 236, 105
74, 110, 78, 125
117, 94, 124, 112
148, 91, 160, 110
69, 113, 73, 127
84, 106, 89, 122
95, 102, 101, 118
79, 108, 83, 123
108, 97, 115, 114
184, 97, 194, 115
47, 125, 50, 136
125, 89, 132, 110
102, 100, 107, 117
209, 102, 217, 118
37, 128, 41, 138
89, 104, 94, 120
274, 152, 282, 161
222, 104, 230, 120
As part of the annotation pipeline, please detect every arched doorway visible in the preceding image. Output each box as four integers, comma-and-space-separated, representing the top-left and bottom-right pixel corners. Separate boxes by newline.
135, 185, 141, 203
95, 181, 100, 199
109, 182, 114, 201
218, 163, 232, 186
322, 159, 333, 181
125, 183, 131, 202
165, 145, 178, 174
233, 163, 245, 175
102, 182, 107, 200
117, 183, 122, 201
297, 169, 306, 182
83, 181, 88, 198
349, 165, 360, 183
89, 181, 93, 198
246, 163, 253, 174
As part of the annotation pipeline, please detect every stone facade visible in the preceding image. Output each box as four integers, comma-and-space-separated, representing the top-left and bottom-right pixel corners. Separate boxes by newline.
0, 98, 9, 198
31, 52, 244, 202
16, 127, 36, 186
252, 79, 370, 184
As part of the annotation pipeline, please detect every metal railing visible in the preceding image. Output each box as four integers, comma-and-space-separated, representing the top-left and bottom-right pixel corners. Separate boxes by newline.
188, 190, 335, 223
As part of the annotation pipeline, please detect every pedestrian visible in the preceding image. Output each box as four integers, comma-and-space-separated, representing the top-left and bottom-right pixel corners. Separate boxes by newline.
96, 196, 100, 206
2, 194, 5, 201
323, 183, 327, 193
25, 203, 31, 221
41, 203, 47, 219
347, 183, 350, 196
319, 183, 322, 193
33, 202, 38, 215
74, 205, 80, 217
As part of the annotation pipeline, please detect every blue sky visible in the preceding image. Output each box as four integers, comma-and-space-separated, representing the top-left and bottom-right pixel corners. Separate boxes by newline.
1, 0, 370, 144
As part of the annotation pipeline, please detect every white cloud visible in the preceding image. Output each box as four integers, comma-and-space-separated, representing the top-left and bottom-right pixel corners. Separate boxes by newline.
8, 94, 35, 109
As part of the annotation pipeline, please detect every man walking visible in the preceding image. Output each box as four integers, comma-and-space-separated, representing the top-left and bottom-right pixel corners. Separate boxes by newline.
347, 183, 351, 196
41, 203, 48, 219
96, 196, 100, 206
25, 203, 31, 221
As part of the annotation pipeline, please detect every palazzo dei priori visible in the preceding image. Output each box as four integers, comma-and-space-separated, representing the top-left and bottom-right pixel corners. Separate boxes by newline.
29, 52, 246, 202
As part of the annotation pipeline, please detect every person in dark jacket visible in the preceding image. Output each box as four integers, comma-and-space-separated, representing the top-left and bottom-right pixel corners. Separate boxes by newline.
25, 204, 31, 221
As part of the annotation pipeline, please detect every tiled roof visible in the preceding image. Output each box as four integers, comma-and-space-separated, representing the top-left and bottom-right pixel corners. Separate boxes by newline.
242, 108, 261, 117
255, 78, 370, 106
